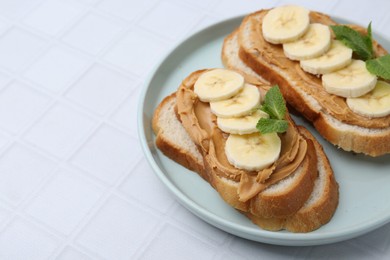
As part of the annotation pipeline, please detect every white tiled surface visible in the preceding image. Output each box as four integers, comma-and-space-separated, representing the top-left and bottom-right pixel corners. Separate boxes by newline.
0, 0, 389, 259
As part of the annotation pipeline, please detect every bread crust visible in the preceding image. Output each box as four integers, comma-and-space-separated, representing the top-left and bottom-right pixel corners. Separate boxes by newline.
152, 93, 207, 180
244, 127, 339, 232
237, 9, 390, 156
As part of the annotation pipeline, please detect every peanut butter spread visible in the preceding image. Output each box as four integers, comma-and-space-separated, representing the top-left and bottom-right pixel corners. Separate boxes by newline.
176, 72, 307, 202
252, 10, 390, 129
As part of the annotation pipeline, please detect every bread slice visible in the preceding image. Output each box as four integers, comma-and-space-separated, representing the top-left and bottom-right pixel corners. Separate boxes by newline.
152, 93, 208, 182
235, 9, 390, 157
176, 70, 319, 219
153, 93, 338, 232
221, 28, 269, 86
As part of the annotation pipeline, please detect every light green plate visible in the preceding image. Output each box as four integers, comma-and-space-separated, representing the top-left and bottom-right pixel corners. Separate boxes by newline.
138, 16, 390, 246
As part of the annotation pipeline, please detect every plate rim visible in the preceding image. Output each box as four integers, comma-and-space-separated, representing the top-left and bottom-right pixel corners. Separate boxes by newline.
137, 14, 390, 246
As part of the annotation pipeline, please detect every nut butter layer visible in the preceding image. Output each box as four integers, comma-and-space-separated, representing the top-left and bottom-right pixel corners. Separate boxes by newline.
176, 70, 317, 218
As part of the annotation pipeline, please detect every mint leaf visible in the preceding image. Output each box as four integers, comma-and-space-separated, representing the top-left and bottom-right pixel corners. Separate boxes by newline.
331, 24, 374, 60
256, 118, 288, 134
256, 86, 288, 134
366, 54, 390, 80
261, 85, 286, 120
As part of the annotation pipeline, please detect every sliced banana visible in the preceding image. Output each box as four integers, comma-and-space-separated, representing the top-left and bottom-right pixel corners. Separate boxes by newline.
346, 81, 390, 118
210, 84, 261, 118
225, 132, 281, 171
262, 5, 310, 44
322, 60, 377, 98
194, 69, 244, 102
300, 40, 353, 74
217, 110, 269, 135
283, 23, 331, 61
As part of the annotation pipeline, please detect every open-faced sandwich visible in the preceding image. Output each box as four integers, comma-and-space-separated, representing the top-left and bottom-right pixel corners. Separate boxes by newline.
222, 5, 390, 156
152, 68, 339, 232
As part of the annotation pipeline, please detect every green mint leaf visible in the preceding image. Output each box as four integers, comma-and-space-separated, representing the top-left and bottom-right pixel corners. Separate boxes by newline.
262, 85, 286, 120
256, 86, 288, 134
256, 118, 289, 134
366, 54, 390, 80
331, 24, 374, 60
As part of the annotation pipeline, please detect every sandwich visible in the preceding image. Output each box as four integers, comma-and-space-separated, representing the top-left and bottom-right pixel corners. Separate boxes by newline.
152, 68, 339, 232
223, 5, 390, 156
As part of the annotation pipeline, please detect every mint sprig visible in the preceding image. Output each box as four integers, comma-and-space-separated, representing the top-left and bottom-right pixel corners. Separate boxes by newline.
331, 23, 390, 80
331, 23, 374, 60
366, 54, 390, 80
256, 86, 288, 134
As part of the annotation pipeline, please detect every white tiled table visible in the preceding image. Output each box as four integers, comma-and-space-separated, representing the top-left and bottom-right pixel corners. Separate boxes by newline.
0, 0, 389, 259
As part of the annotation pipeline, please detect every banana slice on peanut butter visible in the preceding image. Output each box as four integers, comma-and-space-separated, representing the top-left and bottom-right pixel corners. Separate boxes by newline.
210, 84, 261, 118
262, 5, 310, 44
347, 80, 390, 118
225, 132, 281, 171
194, 69, 244, 102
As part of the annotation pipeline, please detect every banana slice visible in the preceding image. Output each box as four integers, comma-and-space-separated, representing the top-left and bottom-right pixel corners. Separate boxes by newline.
300, 40, 353, 74
262, 5, 310, 44
283, 23, 331, 60
194, 69, 245, 102
346, 81, 390, 118
217, 110, 269, 135
225, 132, 281, 171
210, 84, 260, 118
322, 60, 377, 98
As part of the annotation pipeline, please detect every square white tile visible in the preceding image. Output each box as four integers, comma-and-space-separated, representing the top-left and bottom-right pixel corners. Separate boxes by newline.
0, 133, 9, 152
119, 159, 175, 213
0, 19, 10, 36
211, 0, 281, 19
97, 0, 157, 21
182, 0, 218, 9
138, 1, 202, 40
308, 242, 371, 259
138, 224, 216, 260
348, 225, 390, 253
190, 15, 219, 34
24, 46, 90, 93
0, 218, 60, 260
230, 236, 304, 259
0, 28, 47, 72
25, 168, 104, 235
75, 196, 159, 260
103, 29, 167, 76
70, 125, 142, 185
62, 13, 125, 55
0, 0, 42, 20
24, 103, 97, 159
172, 205, 228, 246
331, 1, 386, 26
65, 64, 136, 116
277, 0, 336, 12
22, 0, 85, 35
110, 86, 140, 134
0, 81, 50, 134
56, 247, 92, 260
0, 71, 11, 89
0, 144, 56, 206
0, 206, 12, 229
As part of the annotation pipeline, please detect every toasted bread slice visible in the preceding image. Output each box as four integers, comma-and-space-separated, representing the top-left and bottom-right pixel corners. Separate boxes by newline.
176, 70, 319, 219
152, 93, 338, 232
221, 28, 269, 86
235, 9, 390, 157
152, 93, 207, 181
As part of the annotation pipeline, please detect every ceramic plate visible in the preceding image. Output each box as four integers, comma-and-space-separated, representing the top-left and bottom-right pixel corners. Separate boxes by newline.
138, 16, 390, 246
